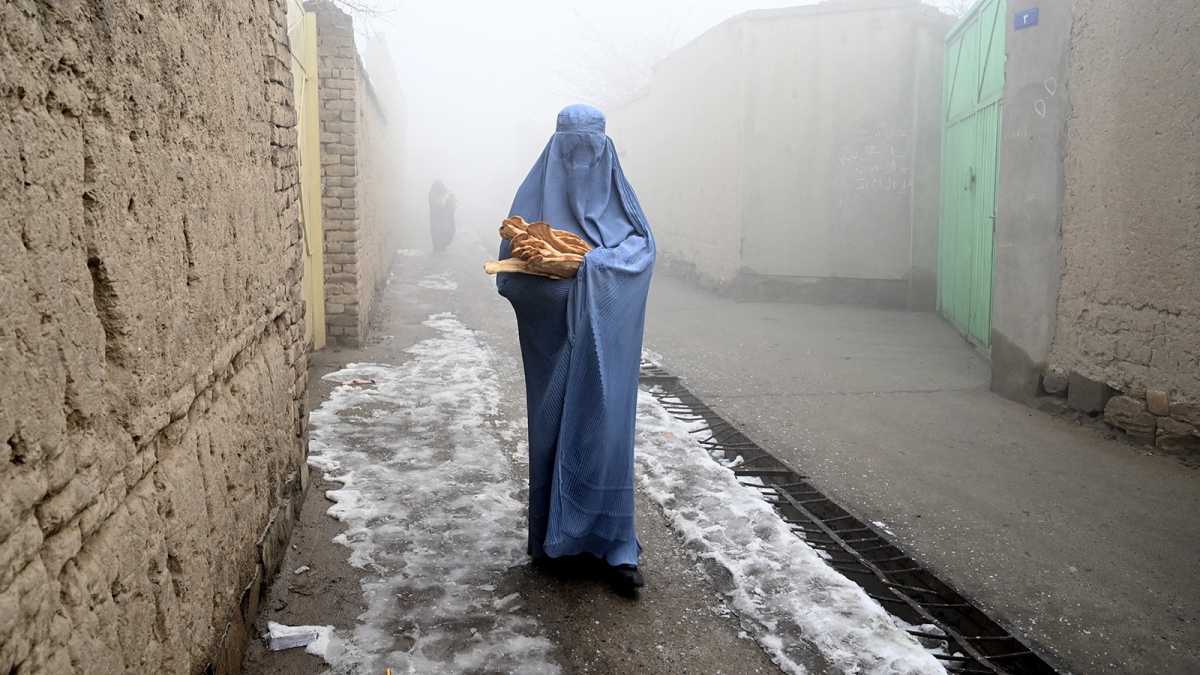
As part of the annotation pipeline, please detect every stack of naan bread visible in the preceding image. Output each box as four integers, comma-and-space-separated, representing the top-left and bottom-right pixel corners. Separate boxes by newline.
484, 216, 593, 279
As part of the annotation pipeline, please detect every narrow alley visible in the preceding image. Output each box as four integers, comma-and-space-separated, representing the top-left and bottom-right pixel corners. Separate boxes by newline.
5, 1, 1198, 674
242, 225, 944, 674
243, 221, 1198, 674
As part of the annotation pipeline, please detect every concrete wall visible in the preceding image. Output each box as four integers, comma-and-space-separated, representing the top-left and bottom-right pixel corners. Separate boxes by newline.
989, 0, 1073, 400
312, 2, 404, 347
905, 11, 949, 309
607, 21, 747, 291
608, 0, 953, 307
0, 0, 309, 672
361, 34, 408, 300
354, 62, 404, 341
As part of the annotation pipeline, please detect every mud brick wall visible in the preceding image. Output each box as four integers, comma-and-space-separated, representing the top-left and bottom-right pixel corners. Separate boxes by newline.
312, 2, 403, 347
0, 1, 308, 672
1041, 0, 1200, 456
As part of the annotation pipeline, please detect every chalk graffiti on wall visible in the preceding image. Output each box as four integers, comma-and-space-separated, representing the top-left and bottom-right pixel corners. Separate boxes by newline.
837, 122, 913, 194
1034, 77, 1057, 118
1003, 125, 1030, 140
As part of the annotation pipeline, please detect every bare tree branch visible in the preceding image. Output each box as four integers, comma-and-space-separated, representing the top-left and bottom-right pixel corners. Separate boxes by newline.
924, 0, 975, 17
328, 0, 400, 33
547, 0, 688, 106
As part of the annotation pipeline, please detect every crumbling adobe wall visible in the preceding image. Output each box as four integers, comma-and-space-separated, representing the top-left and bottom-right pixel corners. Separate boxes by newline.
1043, 0, 1200, 454
0, 0, 308, 672
312, 1, 403, 346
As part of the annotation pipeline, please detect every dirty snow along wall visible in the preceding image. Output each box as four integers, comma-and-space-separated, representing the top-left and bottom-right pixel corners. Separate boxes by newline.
1, 1, 308, 672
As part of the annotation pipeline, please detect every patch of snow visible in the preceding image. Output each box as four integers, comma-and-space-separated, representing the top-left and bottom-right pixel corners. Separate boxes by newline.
641, 348, 664, 366
635, 390, 947, 675
889, 617, 957, 658
396, 248, 426, 257
308, 313, 559, 674
305, 311, 948, 675
418, 272, 458, 291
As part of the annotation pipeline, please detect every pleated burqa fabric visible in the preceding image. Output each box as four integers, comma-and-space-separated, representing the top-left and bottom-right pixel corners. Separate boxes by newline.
496, 105, 655, 567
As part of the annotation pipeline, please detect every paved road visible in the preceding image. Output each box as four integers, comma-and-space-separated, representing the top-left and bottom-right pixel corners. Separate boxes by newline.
641, 271, 1200, 675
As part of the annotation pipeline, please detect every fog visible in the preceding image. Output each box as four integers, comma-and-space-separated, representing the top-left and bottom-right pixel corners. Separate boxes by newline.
369, 1, 800, 217
353, 0, 950, 223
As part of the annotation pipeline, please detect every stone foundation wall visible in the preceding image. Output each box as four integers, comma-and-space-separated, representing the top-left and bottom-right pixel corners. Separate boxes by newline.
1040, 370, 1200, 459
312, 2, 402, 347
1038, 0, 1200, 459
0, 0, 308, 672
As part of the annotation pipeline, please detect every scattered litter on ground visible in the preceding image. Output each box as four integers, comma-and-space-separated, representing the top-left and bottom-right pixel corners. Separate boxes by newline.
265, 621, 334, 657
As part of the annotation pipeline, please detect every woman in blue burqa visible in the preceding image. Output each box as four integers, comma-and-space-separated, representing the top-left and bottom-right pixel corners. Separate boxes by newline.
495, 104, 655, 593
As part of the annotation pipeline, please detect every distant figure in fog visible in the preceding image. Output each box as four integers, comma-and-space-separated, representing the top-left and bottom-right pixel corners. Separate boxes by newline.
428, 179, 456, 253
494, 104, 656, 595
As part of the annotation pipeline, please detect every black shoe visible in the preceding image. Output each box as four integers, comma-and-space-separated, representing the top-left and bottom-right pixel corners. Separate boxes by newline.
608, 564, 644, 596
531, 555, 568, 576
532, 554, 592, 578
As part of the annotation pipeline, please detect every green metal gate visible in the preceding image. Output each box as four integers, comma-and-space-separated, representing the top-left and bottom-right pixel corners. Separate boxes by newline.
937, 0, 1005, 351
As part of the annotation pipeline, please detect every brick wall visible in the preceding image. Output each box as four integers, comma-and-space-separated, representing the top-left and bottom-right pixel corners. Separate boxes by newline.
311, 2, 403, 346
0, 0, 308, 672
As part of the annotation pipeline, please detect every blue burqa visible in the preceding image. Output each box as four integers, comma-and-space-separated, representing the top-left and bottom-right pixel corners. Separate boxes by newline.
497, 104, 655, 567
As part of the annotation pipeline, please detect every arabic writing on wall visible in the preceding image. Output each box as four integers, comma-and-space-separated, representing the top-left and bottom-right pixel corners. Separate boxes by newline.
837, 124, 912, 194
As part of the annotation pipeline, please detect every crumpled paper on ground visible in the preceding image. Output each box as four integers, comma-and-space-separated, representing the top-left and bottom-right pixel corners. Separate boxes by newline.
265, 621, 334, 657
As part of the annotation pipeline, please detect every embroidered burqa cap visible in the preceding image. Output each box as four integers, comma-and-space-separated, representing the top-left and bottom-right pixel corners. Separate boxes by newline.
497, 104, 656, 565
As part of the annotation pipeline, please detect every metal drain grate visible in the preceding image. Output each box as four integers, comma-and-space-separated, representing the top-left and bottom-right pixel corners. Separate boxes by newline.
640, 361, 1067, 675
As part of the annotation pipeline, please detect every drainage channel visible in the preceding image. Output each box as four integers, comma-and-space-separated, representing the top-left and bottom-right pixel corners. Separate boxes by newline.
640, 361, 1067, 675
